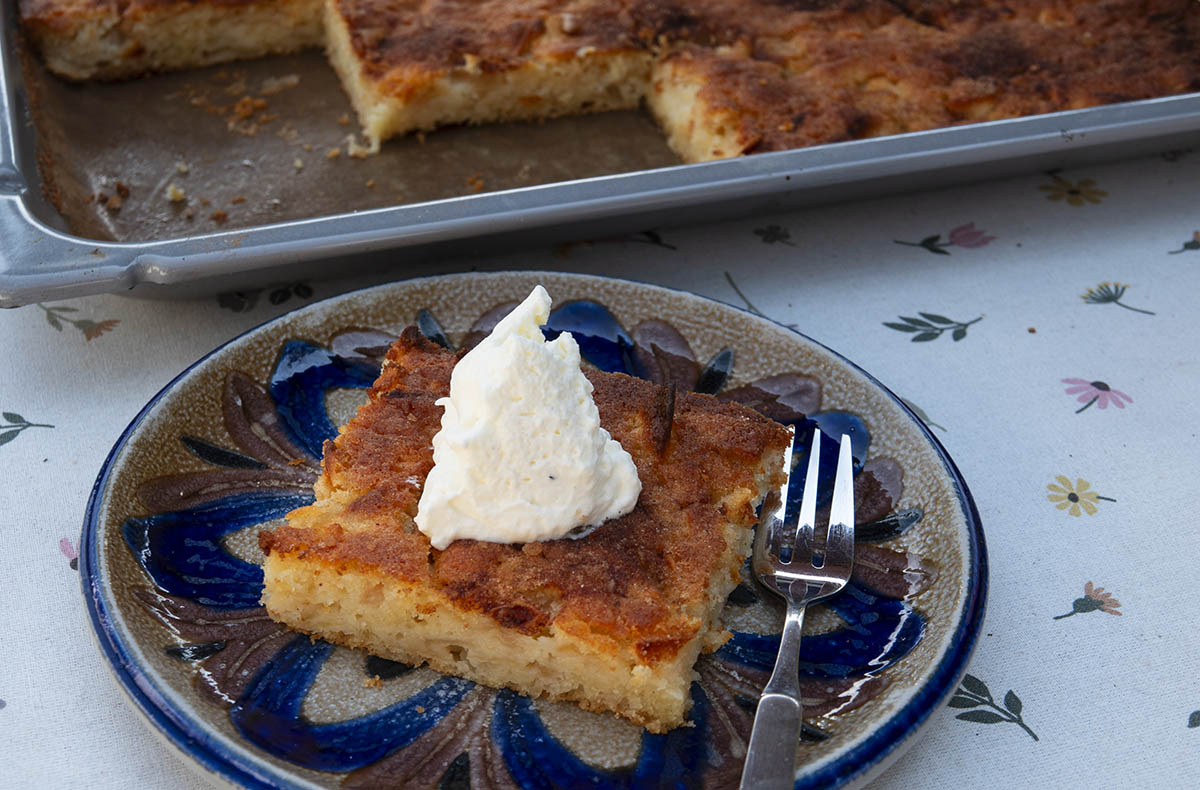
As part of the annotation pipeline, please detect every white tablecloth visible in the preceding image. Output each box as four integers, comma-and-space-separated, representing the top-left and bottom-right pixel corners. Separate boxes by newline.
3, 148, 1199, 787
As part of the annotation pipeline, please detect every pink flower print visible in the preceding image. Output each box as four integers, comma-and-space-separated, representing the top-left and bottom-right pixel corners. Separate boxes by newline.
59, 537, 78, 571
894, 222, 996, 255
81, 319, 120, 341
947, 223, 997, 249
1053, 581, 1123, 619
1062, 379, 1132, 413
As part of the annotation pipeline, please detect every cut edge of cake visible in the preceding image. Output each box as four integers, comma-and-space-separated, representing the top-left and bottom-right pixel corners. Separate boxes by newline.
260, 445, 783, 733
646, 52, 743, 163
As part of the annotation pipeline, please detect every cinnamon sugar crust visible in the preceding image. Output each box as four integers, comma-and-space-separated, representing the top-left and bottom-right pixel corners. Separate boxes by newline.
261, 325, 788, 648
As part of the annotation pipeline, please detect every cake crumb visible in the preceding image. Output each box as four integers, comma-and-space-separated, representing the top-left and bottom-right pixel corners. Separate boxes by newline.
104, 194, 122, 211
366, 179, 376, 188
288, 457, 306, 466
184, 207, 195, 220
338, 113, 350, 125
210, 209, 228, 224
363, 675, 383, 689
303, 143, 313, 152
293, 158, 304, 171
1027, 327, 1037, 334
231, 196, 246, 204
165, 183, 186, 202
259, 74, 300, 95
232, 96, 260, 119
115, 181, 130, 198
415, 706, 426, 714
345, 134, 375, 158
466, 173, 485, 192
175, 162, 190, 174
327, 147, 341, 160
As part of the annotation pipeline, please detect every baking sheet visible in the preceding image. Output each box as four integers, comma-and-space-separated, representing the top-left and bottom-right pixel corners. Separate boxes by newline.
3, 2, 1200, 308
25, 51, 680, 243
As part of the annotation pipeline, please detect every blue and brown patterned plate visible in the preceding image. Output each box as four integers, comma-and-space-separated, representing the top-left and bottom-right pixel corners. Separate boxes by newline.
82, 271, 986, 789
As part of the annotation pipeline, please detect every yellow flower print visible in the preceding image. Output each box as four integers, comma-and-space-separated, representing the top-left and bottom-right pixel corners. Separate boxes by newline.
1038, 175, 1107, 206
1047, 476, 1115, 516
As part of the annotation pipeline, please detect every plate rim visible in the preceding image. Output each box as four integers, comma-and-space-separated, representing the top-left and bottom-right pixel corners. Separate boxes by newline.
80, 270, 987, 790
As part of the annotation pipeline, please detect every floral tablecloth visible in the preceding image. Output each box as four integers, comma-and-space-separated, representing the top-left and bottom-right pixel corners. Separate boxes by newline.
3, 148, 1199, 788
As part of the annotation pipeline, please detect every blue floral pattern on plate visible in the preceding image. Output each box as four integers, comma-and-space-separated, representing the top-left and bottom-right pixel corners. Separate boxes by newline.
82, 276, 985, 790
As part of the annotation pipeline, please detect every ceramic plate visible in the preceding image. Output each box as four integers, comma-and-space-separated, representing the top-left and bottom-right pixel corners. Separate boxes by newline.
82, 271, 986, 789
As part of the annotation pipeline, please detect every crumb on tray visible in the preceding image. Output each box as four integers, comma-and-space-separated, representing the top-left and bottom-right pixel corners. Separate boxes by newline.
259, 74, 300, 95
345, 134, 375, 158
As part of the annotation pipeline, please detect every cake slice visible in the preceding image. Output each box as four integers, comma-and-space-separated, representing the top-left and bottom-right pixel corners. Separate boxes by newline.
323, 0, 654, 150
259, 326, 790, 732
18, 0, 324, 81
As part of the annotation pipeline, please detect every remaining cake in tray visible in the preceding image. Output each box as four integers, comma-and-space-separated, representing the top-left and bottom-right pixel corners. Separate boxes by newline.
258, 326, 790, 732
18, 0, 1200, 159
17, 0, 324, 81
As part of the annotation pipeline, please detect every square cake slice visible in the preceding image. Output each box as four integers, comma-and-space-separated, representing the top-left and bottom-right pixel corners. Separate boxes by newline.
259, 326, 790, 732
19, 0, 324, 81
323, 0, 653, 149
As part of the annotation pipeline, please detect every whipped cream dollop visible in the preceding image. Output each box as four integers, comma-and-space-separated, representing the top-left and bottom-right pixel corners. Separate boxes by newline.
414, 285, 642, 549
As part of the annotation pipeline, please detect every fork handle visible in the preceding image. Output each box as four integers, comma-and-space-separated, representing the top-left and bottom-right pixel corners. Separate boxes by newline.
739, 601, 807, 790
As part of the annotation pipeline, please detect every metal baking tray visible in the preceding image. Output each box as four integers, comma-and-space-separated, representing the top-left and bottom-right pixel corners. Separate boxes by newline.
3, 2, 1200, 308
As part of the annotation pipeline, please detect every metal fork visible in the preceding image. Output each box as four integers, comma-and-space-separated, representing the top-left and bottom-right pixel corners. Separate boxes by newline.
739, 429, 855, 790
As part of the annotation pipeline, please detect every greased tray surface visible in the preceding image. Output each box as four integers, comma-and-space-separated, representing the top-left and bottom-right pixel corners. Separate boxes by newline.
3, 5, 1200, 307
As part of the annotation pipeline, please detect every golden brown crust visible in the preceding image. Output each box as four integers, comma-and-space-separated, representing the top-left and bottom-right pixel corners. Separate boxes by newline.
662, 0, 1200, 156
331, 0, 643, 85
262, 326, 790, 656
